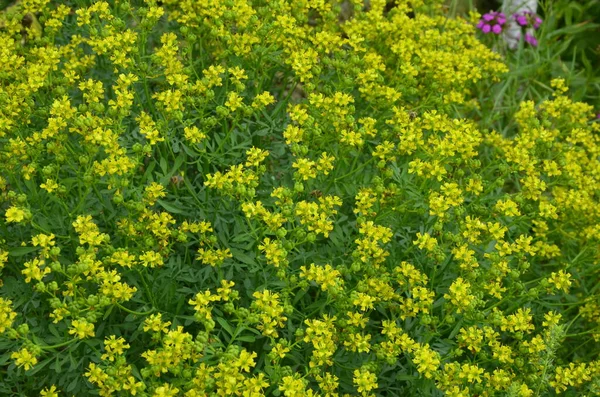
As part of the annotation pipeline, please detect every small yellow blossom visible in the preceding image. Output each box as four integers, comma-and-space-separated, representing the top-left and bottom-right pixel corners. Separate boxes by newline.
40, 385, 60, 397
5, 206, 27, 223
69, 318, 95, 339
11, 348, 38, 371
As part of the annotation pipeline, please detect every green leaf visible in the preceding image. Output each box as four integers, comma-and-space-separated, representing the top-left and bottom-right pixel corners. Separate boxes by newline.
9, 246, 38, 257
157, 199, 187, 214
66, 375, 79, 392
254, 127, 271, 136
49, 355, 63, 373
103, 305, 114, 320
69, 353, 79, 371
395, 374, 418, 381
448, 319, 464, 339
236, 335, 256, 343
216, 317, 234, 337
230, 249, 256, 266
0, 352, 11, 366
48, 324, 60, 338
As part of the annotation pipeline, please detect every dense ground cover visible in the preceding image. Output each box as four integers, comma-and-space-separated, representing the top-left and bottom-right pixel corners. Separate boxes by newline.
0, 0, 599, 395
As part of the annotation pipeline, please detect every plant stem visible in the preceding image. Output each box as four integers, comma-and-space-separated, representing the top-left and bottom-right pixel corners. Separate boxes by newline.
116, 303, 156, 316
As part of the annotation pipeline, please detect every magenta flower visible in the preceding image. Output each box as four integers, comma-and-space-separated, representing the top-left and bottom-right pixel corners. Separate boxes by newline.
477, 11, 507, 35
512, 11, 543, 47
515, 14, 528, 26
514, 11, 543, 30
524, 33, 538, 47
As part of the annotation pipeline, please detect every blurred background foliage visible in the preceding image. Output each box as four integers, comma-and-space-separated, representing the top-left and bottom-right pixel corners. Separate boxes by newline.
447, 0, 600, 111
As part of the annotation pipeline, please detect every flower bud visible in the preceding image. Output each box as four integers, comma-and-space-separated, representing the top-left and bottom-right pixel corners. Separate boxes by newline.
17, 324, 29, 335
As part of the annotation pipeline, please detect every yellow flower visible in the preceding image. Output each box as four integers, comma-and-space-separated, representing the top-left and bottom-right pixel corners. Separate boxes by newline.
5, 206, 27, 223
139, 251, 164, 268
183, 126, 207, 145
101, 335, 130, 361
85, 363, 108, 386
444, 278, 475, 313
31, 233, 55, 248
0, 250, 7, 271
136, 111, 164, 145
40, 179, 59, 193
459, 363, 484, 383
225, 92, 244, 112
413, 232, 437, 252
458, 326, 484, 353
144, 182, 166, 205
243, 373, 270, 396
11, 348, 38, 371
352, 292, 376, 312
153, 384, 179, 397
40, 385, 60, 397
292, 158, 317, 181
258, 237, 288, 268
216, 279, 235, 301
543, 311, 562, 327
22, 258, 51, 283
69, 318, 95, 339
547, 270, 572, 293
344, 332, 372, 353
245, 147, 269, 168
279, 375, 307, 396
271, 340, 291, 359
189, 290, 220, 322
235, 349, 257, 372
143, 313, 171, 333
299, 263, 343, 292
495, 199, 521, 217
252, 91, 275, 108
122, 376, 144, 396
283, 125, 304, 145
412, 344, 440, 379
353, 367, 378, 394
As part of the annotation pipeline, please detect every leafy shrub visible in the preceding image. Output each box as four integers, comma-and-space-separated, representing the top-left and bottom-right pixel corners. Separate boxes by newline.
0, 0, 599, 396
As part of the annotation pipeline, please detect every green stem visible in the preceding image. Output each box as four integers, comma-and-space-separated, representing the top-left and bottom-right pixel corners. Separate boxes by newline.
36, 338, 77, 351
72, 186, 92, 215
116, 303, 155, 316
244, 217, 261, 242
30, 220, 68, 239
136, 268, 157, 308
564, 326, 600, 338
216, 119, 239, 155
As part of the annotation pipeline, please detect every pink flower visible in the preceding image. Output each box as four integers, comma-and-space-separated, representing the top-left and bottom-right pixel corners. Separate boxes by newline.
477, 11, 507, 35
512, 12, 543, 47
513, 11, 543, 30
516, 15, 528, 26
524, 33, 538, 47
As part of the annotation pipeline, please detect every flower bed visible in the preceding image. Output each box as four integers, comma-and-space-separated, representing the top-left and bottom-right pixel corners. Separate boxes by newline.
0, 1, 599, 396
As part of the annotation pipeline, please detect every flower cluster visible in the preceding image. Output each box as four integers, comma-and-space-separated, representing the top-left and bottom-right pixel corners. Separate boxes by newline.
477, 9, 543, 47
476, 11, 507, 34
514, 11, 543, 46
515, 11, 543, 30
